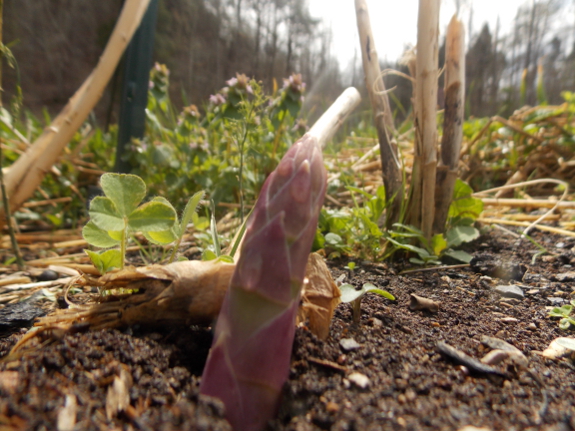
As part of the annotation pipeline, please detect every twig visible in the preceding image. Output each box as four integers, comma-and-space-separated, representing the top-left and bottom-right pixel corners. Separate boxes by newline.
474, 178, 569, 237
400, 263, 469, 274
478, 218, 575, 238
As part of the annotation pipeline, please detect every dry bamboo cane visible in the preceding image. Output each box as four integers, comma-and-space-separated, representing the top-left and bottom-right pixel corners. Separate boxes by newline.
0, 0, 151, 229
433, 15, 465, 233
354, 0, 402, 227
407, 0, 440, 239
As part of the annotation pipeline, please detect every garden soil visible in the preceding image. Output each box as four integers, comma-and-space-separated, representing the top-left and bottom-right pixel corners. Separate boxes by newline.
1, 227, 575, 431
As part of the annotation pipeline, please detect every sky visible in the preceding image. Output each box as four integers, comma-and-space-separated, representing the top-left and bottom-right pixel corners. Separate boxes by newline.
307, 0, 533, 68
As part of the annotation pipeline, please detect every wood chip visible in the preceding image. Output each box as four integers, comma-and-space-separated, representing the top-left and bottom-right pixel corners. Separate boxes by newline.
57, 394, 77, 431
105, 369, 132, 420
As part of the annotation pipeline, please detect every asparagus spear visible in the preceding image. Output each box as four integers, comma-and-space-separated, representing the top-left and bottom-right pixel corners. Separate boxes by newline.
200, 134, 327, 431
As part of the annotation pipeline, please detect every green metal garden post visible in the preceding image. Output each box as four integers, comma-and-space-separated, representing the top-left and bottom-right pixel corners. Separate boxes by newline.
114, 0, 159, 173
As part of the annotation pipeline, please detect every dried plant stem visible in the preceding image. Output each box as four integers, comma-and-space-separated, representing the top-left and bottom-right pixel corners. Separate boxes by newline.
407, 0, 440, 239
308, 87, 361, 148
480, 198, 575, 209
433, 15, 465, 233
479, 218, 575, 238
354, 0, 402, 227
474, 178, 569, 237
0, 0, 151, 229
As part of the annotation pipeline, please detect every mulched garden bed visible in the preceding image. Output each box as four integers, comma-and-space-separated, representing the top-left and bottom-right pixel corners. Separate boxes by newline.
1, 227, 575, 431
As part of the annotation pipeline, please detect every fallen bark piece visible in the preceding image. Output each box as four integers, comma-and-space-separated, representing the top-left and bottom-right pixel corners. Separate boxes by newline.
409, 294, 440, 313
436, 341, 507, 377
298, 252, 341, 339
0, 299, 46, 336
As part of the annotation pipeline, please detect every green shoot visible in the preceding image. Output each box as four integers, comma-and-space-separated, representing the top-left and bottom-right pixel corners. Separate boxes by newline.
549, 300, 575, 330
339, 282, 395, 323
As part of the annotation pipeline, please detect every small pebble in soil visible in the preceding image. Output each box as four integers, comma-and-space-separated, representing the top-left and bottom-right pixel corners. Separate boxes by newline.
339, 338, 360, 352
494, 285, 524, 300
37, 269, 59, 281
548, 297, 566, 306
553, 271, 575, 282
347, 372, 370, 389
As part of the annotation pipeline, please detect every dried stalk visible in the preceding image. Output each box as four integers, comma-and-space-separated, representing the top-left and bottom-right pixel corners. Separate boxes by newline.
0, 0, 151, 228
308, 87, 361, 149
355, 0, 402, 227
407, 0, 440, 239
433, 15, 465, 233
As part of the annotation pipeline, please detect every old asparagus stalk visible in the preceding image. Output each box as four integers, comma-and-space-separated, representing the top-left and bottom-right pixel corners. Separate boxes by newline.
354, 0, 402, 227
433, 16, 465, 233
200, 88, 359, 431
406, 0, 440, 239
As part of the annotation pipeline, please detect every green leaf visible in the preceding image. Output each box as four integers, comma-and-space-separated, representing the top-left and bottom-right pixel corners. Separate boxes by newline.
143, 229, 178, 245
325, 232, 343, 245
100, 173, 146, 216
446, 226, 480, 247
387, 237, 433, 259
443, 249, 473, 263
431, 234, 448, 256
202, 249, 218, 261
192, 213, 210, 230
363, 283, 395, 300
550, 305, 573, 318
89, 196, 125, 231
181, 191, 204, 232
448, 179, 484, 221
85, 249, 122, 274
82, 221, 121, 248
209, 200, 221, 257
340, 282, 395, 303
128, 201, 177, 232
339, 283, 363, 303
217, 255, 235, 263
85, 249, 102, 272
556, 337, 575, 349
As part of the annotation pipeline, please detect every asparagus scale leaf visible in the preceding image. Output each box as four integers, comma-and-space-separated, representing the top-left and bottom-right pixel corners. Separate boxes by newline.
200, 134, 327, 431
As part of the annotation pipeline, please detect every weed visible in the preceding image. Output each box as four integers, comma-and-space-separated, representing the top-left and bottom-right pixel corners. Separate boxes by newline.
549, 300, 575, 330
339, 282, 395, 323
83, 173, 207, 272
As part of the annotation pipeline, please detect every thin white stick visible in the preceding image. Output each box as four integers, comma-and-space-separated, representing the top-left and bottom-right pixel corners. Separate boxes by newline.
308, 87, 361, 149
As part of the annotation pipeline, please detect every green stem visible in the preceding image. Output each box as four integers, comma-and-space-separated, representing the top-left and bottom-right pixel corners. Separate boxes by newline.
168, 231, 183, 263
0, 141, 24, 270
237, 122, 249, 225
120, 223, 127, 269
352, 298, 362, 323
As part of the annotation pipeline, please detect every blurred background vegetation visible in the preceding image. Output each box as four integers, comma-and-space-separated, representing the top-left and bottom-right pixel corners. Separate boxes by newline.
3, 0, 575, 124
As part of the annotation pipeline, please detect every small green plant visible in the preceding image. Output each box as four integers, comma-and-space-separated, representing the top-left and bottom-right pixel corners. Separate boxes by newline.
345, 261, 356, 271
549, 300, 575, 329
339, 282, 395, 323
82, 173, 179, 272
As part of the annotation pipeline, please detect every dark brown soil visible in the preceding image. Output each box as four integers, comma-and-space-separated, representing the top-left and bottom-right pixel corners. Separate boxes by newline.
2, 227, 575, 431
